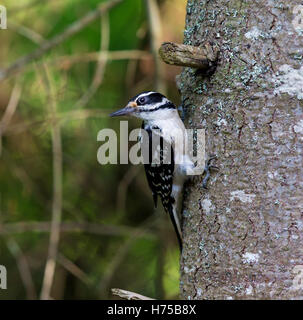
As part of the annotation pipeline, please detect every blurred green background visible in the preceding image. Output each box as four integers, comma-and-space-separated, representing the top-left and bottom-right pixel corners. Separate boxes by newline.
0, 0, 186, 299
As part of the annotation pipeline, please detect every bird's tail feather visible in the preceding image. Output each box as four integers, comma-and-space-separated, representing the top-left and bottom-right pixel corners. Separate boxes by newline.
168, 205, 182, 251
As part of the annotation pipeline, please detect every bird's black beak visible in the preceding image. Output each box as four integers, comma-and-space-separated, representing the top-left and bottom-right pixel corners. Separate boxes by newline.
110, 102, 137, 117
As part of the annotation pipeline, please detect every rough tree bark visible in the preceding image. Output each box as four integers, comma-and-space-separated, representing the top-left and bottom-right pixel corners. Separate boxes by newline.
178, 0, 303, 299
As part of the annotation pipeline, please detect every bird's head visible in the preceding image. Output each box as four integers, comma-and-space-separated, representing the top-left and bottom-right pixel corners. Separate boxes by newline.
110, 91, 177, 122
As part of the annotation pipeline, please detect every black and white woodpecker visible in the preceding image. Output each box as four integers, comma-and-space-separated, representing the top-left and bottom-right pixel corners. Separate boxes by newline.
110, 91, 216, 250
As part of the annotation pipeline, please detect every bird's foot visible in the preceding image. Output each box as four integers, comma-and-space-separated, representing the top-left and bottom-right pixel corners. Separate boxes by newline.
202, 155, 219, 189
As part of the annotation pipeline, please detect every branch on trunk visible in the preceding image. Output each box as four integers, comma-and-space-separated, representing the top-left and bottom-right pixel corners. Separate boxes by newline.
159, 41, 218, 71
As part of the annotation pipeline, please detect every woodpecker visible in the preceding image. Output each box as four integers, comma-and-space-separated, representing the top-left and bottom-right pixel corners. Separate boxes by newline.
110, 91, 216, 250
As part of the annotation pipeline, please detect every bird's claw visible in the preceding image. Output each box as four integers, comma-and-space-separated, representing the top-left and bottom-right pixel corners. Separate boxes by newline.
202, 155, 219, 189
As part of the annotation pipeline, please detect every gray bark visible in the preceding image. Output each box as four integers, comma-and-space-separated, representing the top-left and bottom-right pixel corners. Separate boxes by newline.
179, 0, 303, 299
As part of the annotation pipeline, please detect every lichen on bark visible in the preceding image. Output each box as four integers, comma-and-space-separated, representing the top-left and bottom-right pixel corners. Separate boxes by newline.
178, 0, 303, 300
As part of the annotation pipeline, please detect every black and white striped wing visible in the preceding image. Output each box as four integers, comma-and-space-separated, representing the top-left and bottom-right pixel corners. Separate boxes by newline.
141, 123, 174, 212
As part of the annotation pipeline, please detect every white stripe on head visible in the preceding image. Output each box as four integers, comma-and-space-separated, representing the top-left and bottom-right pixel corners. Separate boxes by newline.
141, 98, 169, 110
135, 91, 157, 101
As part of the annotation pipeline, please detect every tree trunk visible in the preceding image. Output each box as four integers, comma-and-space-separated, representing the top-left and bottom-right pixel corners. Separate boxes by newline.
179, 0, 303, 300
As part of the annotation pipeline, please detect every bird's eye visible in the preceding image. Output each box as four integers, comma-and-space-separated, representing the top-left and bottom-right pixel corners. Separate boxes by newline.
137, 97, 146, 105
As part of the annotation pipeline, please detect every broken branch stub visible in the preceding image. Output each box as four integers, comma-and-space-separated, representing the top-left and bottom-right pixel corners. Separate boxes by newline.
159, 42, 218, 70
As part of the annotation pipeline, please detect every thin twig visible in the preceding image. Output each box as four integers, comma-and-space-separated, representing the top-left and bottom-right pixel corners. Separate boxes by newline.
0, 197, 36, 300
125, 59, 138, 92
111, 288, 155, 300
53, 50, 151, 69
9, 21, 45, 44
75, 10, 110, 108
57, 253, 92, 286
0, 19, 44, 157
3, 109, 109, 136
39, 65, 63, 300
0, 82, 22, 157
5, 236, 37, 299
0, 221, 155, 239
0, 0, 124, 81
0, 19, 42, 156
0, 20, 41, 157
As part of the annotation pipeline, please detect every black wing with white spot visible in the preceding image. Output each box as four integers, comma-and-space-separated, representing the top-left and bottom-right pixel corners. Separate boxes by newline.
141, 122, 174, 213
140, 122, 182, 250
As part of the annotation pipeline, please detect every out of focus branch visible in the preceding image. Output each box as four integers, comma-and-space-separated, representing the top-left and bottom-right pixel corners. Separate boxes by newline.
5, 237, 37, 300
0, 21, 41, 158
9, 21, 45, 44
4, 109, 110, 136
0, 0, 124, 81
0, 82, 22, 157
57, 253, 92, 286
52, 50, 152, 68
75, 9, 110, 108
111, 288, 155, 300
125, 60, 138, 92
40, 66, 63, 300
145, 0, 166, 93
0, 221, 155, 239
